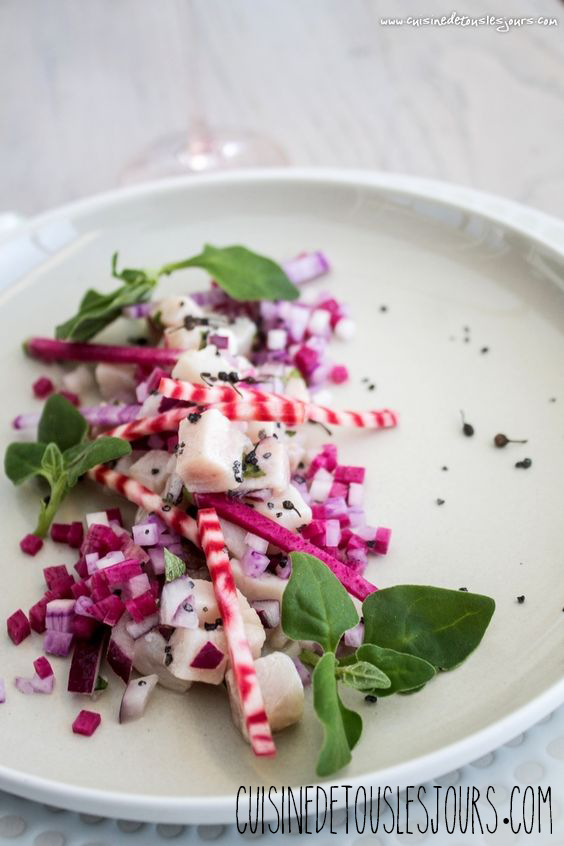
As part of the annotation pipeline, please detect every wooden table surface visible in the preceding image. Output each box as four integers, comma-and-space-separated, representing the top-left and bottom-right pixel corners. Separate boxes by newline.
1, 0, 564, 217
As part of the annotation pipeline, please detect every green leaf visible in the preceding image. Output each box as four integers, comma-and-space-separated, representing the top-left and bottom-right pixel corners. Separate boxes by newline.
40, 442, 65, 483
94, 674, 109, 692
38, 395, 88, 451
164, 548, 186, 582
63, 437, 131, 486
4, 442, 47, 485
356, 644, 436, 696
362, 585, 495, 670
161, 244, 299, 302
55, 256, 156, 341
313, 652, 362, 777
336, 660, 391, 692
34, 474, 69, 538
281, 552, 359, 652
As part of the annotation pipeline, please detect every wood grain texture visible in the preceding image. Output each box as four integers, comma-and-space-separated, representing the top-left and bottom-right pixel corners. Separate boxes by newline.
1, 0, 563, 216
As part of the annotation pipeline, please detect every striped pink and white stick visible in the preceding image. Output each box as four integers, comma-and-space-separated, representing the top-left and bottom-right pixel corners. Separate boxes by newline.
87, 465, 200, 546
158, 377, 398, 431
197, 508, 276, 758
104, 398, 305, 441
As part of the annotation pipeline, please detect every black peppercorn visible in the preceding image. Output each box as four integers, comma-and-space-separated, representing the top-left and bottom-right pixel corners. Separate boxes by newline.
364, 694, 378, 703
515, 458, 532, 469
516, 595, 525, 604
460, 410, 474, 437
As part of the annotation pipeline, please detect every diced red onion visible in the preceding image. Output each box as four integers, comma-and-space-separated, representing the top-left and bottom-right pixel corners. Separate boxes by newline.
274, 557, 292, 580
208, 333, 229, 349
325, 519, 341, 548
147, 547, 165, 575
15, 677, 35, 695
104, 559, 143, 588
125, 612, 159, 639
244, 532, 269, 554
375, 527, 392, 555
43, 565, 69, 589
119, 674, 159, 723
244, 488, 274, 503
94, 594, 126, 626
343, 621, 365, 649
125, 590, 158, 623
34, 656, 54, 679
292, 657, 312, 687
241, 548, 270, 578
72, 709, 101, 737
7, 609, 31, 645
334, 465, 365, 484
190, 641, 225, 670
19, 534, 43, 556
106, 617, 134, 684
348, 507, 365, 529
132, 522, 160, 546
85, 553, 100, 575
330, 364, 349, 384
46, 599, 75, 632
86, 511, 110, 529
348, 483, 364, 508
43, 630, 74, 657
33, 376, 55, 398
334, 316, 356, 341
159, 577, 195, 627
122, 302, 153, 319
251, 600, 280, 629
122, 573, 151, 600
72, 615, 98, 640
309, 468, 333, 503
282, 251, 330, 285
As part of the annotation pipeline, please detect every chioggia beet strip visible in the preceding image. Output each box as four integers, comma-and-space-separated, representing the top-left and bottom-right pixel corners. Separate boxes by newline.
87, 465, 199, 547
306, 404, 398, 430
197, 507, 276, 758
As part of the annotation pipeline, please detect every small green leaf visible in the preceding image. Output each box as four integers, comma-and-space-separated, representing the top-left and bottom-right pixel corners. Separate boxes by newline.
313, 652, 362, 777
40, 442, 65, 483
356, 644, 436, 696
161, 244, 299, 302
282, 552, 359, 652
164, 548, 186, 582
336, 660, 391, 692
38, 395, 88, 451
4, 442, 47, 485
63, 437, 131, 486
363, 585, 495, 670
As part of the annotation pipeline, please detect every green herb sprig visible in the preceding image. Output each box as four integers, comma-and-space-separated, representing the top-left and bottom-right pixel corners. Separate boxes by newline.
282, 553, 495, 777
4, 394, 131, 536
56, 245, 299, 342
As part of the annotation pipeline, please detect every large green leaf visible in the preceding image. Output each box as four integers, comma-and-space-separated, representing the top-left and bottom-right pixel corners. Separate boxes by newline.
37, 394, 88, 451
356, 644, 436, 696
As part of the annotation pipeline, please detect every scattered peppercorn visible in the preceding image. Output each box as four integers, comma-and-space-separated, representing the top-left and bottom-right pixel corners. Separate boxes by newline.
516, 595, 525, 604
365, 694, 378, 703
459, 587, 468, 592
515, 458, 532, 469
138, 679, 147, 686
549, 397, 557, 403
494, 433, 528, 448
188, 412, 201, 424
436, 498, 445, 506
480, 347, 489, 354
151, 467, 160, 475
441, 466, 449, 471
379, 305, 388, 313
460, 410, 474, 437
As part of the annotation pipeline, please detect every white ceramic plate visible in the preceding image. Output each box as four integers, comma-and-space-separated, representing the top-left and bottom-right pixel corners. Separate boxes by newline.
0, 170, 563, 824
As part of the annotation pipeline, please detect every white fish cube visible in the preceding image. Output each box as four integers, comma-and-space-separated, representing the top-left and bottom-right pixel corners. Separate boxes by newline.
254, 484, 312, 531
129, 450, 175, 495
171, 346, 234, 384
176, 408, 252, 493
154, 295, 204, 328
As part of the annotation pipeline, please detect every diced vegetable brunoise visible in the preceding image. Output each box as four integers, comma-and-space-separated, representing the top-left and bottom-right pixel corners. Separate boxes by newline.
3, 244, 494, 776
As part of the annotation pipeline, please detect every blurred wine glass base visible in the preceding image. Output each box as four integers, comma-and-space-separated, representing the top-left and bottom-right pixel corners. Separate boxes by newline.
120, 128, 288, 184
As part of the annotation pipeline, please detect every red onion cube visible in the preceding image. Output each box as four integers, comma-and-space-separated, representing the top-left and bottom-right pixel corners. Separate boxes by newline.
33, 656, 54, 679
147, 547, 165, 576
325, 519, 341, 548
330, 481, 348, 499
72, 709, 101, 737
267, 329, 287, 351
71, 581, 89, 600
343, 621, 365, 649
50, 523, 71, 544
132, 523, 160, 547
348, 483, 364, 508
32, 376, 54, 398
85, 553, 100, 575
7, 609, 31, 645
105, 507, 123, 527
19, 534, 43, 556
71, 615, 98, 640
308, 308, 331, 336
97, 550, 125, 570
43, 630, 74, 657
43, 565, 68, 590
46, 598, 76, 632
283, 251, 330, 284
375, 527, 392, 555
29, 601, 47, 633
334, 465, 366, 484
125, 590, 157, 623
330, 364, 349, 384
190, 641, 225, 670
68, 521, 84, 548
86, 511, 110, 529
241, 548, 270, 578
309, 468, 334, 503
244, 532, 269, 554
294, 345, 319, 379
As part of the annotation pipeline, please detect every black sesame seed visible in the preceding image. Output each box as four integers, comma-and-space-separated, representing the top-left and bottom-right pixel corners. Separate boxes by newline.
263, 452, 272, 459
151, 467, 160, 475
436, 498, 445, 506
267, 502, 274, 510
188, 412, 201, 424
441, 466, 448, 471
276, 512, 283, 518
463, 422, 474, 437
164, 653, 173, 666
365, 694, 378, 703
379, 305, 388, 313
549, 397, 557, 403
138, 680, 147, 686
459, 587, 468, 592
480, 346, 489, 354
515, 458, 532, 469
517, 595, 526, 604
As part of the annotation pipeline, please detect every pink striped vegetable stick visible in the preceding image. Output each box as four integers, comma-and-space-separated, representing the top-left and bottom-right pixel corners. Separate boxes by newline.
104, 398, 305, 440
306, 405, 398, 430
87, 465, 199, 547
197, 508, 276, 758
159, 377, 398, 431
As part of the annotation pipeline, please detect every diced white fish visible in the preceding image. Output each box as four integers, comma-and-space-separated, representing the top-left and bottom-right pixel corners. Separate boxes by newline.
230, 316, 257, 357
169, 627, 228, 684
218, 518, 248, 560
133, 629, 191, 692
230, 559, 287, 604
154, 295, 204, 328
254, 483, 312, 531
237, 436, 290, 495
164, 324, 207, 351
226, 651, 304, 738
171, 345, 233, 384
95, 363, 137, 402
175, 408, 252, 493
129, 450, 175, 495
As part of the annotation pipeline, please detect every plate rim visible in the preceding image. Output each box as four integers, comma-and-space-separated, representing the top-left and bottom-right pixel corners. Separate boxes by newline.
1, 167, 563, 824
